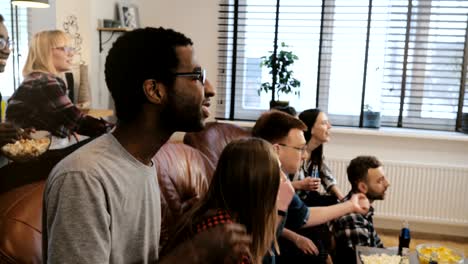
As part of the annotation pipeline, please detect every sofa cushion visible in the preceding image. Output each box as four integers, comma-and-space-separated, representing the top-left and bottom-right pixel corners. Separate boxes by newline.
154, 142, 214, 252
0, 182, 44, 264
183, 122, 250, 166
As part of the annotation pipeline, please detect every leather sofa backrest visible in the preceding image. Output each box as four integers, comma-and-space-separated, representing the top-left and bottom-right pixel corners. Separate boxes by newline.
0, 182, 44, 264
0, 142, 214, 263
183, 122, 251, 166
154, 142, 214, 252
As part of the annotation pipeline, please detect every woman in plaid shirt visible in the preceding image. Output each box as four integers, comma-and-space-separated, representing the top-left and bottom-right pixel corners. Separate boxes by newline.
6, 30, 110, 141
170, 138, 281, 264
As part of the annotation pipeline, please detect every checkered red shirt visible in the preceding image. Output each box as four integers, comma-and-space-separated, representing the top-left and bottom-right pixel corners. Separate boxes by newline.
195, 209, 252, 264
6, 72, 84, 138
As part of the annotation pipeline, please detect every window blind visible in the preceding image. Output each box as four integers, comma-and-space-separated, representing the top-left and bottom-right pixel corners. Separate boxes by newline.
217, 0, 468, 132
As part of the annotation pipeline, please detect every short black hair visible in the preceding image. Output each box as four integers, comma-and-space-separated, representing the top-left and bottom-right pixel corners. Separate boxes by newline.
0, 14, 4, 23
252, 110, 306, 144
105, 27, 193, 123
347, 156, 382, 191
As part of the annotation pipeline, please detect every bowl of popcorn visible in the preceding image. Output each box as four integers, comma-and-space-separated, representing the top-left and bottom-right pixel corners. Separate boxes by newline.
1, 131, 51, 162
416, 243, 464, 264
360, 253, 406, 264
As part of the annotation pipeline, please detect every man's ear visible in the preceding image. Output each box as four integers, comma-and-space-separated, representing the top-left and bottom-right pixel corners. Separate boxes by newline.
142, 79, 166, 104
272, 143, 281, 154
357, 181, 368, 194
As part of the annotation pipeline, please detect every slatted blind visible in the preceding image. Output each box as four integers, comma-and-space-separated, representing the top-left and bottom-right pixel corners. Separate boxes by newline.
218, 0, 468, 132
379, 0, 468, 130
217, 1, 322, 120
0, 3, 29, 98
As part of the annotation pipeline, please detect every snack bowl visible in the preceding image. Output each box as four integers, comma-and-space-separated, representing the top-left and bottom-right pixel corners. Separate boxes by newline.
1, 131, 51, 162
416, 243, 464, 264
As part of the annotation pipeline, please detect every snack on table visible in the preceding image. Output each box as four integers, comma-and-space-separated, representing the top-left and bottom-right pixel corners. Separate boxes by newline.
1, 137, 51, 162
360, 253, 403, 264
416, 244, 464, 264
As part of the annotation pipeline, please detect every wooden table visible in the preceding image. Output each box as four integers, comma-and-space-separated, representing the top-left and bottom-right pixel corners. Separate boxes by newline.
86, 109, 114, 119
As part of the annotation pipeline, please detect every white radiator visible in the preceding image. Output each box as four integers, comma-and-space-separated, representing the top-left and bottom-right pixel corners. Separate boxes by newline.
327, 159, 468, 228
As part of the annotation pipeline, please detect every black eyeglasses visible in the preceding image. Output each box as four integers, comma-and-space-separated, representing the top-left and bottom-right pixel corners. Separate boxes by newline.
174, 68, 206, 86
0, 38, 11, 50
278, 143, 307, 154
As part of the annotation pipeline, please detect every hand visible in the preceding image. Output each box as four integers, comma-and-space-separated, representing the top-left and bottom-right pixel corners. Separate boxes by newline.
0, 123, 21, 147
294, 234, 319, 255
299, 177, 321, 191
189, 223, 252, 264
277, 172, 295, 212
349, 193, 370, 214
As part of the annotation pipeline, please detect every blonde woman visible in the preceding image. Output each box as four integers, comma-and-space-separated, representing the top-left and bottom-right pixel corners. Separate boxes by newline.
169, 138, 281, 264
6, 30, 110, 143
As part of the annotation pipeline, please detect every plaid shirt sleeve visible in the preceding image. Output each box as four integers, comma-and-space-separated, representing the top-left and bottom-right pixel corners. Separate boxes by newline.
333, 211, 384, 250
334, 213, 372, 250
42, 75, 84, 136
7, 73, 84, 138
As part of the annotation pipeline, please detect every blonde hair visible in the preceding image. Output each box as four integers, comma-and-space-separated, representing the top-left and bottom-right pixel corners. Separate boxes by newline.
23, 30, 71, 76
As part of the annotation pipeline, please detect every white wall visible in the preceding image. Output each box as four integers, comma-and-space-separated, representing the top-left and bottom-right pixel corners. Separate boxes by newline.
29, 0, 56, 34
137, 0, 219, 117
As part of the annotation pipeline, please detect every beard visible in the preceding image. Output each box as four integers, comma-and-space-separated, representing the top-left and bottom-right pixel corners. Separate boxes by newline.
366, 188, 386, 201
161, 90, 206, 132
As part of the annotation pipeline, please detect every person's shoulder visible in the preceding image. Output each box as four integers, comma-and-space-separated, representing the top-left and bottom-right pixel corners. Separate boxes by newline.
51, 135, 112, 175
22, 72, 64, 88
335, 211, 365, 227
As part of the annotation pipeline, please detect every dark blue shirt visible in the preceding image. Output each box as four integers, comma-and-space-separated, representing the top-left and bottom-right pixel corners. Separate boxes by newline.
285, 194, 310, 230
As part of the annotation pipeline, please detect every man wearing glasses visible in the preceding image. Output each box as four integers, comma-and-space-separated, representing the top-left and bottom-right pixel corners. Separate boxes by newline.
252, 110, 370, 263
43, 27, 251, 263
0, 14, 21, 165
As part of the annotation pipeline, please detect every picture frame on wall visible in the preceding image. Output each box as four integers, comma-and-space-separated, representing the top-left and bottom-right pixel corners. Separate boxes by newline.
117, 3, 140, 29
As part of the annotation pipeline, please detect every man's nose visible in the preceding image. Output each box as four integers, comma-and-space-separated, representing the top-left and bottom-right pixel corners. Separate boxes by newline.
204, 79, 216, 98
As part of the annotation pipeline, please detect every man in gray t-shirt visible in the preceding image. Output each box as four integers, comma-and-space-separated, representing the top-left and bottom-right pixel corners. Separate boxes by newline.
43, 27, 251, 264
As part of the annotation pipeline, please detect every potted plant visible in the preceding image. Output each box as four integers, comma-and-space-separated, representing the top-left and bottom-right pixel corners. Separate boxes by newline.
259, 42, 301, 108
363, 104, 381, 128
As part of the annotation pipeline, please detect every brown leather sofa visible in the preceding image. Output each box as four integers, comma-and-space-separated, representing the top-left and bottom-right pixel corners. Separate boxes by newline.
0, 121, 248, 263
184, 121, 251, 166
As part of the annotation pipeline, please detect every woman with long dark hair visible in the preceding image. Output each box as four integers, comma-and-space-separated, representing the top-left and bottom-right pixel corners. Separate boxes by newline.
170, 137, 281, 264
297, 108, 345, 203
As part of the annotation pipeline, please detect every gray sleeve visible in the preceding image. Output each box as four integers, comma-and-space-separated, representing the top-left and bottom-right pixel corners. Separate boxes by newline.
320, 162, 337, 191
44, 172, 111, 264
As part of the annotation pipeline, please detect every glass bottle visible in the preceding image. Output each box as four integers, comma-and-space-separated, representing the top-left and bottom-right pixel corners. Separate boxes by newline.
398, 221, 411, 256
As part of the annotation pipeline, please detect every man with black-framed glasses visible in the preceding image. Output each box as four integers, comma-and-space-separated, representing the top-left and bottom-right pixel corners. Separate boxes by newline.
0, 14, 21, 163
0, 14, 11, 74
43, 27, 251, 264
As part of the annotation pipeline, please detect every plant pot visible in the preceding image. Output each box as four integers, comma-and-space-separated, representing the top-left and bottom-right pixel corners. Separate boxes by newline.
363, 111, 381, 128
270, 100, 289, 109
462, 113, 468, 134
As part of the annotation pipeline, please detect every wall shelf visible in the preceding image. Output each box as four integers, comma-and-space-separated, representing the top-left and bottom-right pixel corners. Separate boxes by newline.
97, 28, 131, 53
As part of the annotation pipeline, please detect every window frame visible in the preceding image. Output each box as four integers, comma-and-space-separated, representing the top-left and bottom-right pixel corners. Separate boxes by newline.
216, 0, 468, 132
